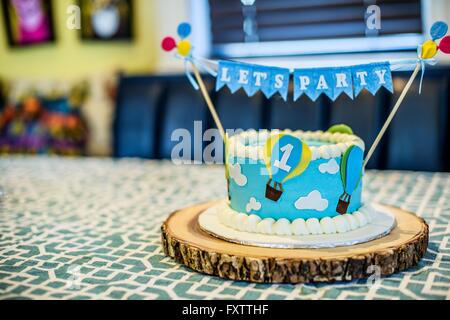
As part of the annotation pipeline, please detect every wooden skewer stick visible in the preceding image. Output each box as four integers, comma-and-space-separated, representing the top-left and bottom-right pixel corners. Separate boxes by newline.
190, 61, 226, 142
363, 62, 421, 168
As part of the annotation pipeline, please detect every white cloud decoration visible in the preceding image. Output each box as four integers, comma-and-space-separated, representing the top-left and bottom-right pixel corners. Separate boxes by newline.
295, 190, 329, 212
229, 163, 248, 187
318, 159, 340, 174
246, 197, 262, 213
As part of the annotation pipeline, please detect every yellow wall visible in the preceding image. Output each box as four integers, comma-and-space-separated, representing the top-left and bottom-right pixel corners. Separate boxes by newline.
0, 0, 187, 80
0, 0, 188, 157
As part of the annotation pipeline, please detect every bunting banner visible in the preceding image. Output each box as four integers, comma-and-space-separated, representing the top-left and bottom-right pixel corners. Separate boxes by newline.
294, 62, 393, 101
215, 60, 393, 102
216, 61, 290, 101
162, 20, 450, 161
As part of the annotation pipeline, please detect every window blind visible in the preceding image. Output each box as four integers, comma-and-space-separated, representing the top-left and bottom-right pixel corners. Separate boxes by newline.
208, 0, 422, 56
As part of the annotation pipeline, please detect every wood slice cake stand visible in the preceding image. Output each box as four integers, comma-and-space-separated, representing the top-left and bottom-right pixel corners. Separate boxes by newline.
161, 201, 429, 284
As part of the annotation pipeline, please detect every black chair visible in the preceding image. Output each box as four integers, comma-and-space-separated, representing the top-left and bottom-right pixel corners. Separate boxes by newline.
269, 94, 322, 131
114, 76, 164, 158
158, 79, 209, 161
214, 88, 264, 132
113, 69, 450, 172
386, 74, 448, 171
329, 89, 391, 169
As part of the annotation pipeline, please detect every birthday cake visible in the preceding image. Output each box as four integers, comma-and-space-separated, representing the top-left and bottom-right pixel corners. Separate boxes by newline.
161, 21, 448, 241
160, 20, 438, 281
219, 125, 370, 236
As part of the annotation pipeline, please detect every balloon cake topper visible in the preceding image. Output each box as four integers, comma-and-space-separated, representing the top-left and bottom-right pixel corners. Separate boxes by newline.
415, 21, 450, 93
161, 22, 192, 58
161, 22, 217, 91
421, 21, 450, 59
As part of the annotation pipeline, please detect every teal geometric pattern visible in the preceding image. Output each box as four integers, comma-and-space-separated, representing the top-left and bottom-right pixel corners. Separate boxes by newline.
0, 157, 449, 300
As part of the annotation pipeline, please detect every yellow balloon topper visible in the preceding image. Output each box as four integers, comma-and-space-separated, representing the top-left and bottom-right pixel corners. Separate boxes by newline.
177, 40, 192, 57
421, 39, 438, 59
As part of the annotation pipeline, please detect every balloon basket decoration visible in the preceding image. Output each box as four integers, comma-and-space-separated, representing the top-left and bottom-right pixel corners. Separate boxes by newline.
336, 193, 351, 215
265, 179, 283, 201
156, 21, 448, 283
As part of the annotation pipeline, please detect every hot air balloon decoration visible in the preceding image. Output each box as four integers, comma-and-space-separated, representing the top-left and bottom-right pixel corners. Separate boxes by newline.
337, 145, 364, 214
263, 134, 311, 201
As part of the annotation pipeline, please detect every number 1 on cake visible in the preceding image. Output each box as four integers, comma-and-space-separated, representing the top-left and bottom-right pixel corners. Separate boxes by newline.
273, 143, 294, 172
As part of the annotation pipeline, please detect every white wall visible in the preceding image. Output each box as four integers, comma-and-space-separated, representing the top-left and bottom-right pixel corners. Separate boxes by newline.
152, 0, 190, 73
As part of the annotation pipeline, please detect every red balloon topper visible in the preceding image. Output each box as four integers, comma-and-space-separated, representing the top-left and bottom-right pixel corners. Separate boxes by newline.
161, 23, 192, 53
439, 35, 450, 54
161, 36, 177, 52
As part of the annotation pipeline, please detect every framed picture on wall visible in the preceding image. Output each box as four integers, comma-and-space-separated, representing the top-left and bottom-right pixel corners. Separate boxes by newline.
1, 0, 56, 47
79, 0, 133, 41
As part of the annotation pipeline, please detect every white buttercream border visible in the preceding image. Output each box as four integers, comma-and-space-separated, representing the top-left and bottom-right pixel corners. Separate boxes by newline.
217, 201, 372, 236
227, 129, 365, 161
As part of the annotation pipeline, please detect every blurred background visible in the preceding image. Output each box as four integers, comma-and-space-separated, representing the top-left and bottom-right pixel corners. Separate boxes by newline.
0, 0, 449, 171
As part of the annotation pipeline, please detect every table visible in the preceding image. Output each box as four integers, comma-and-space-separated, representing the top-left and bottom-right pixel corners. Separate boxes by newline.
0, 156, 448, 300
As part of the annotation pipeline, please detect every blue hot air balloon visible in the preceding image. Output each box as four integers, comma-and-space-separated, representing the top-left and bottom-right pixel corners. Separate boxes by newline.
336, 145, 364, 214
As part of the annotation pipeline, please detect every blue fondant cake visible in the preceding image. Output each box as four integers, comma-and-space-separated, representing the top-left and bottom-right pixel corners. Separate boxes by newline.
222, 127, 367, 235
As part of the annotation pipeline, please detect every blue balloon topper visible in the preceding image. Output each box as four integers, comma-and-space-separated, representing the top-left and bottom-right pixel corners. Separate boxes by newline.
270, 135, 302, 183
177, 22, 192, 39
430, 21, 448, 40
344, 146, 364, 195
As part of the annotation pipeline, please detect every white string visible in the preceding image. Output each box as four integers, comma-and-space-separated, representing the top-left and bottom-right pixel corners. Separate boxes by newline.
176, 53, 217, 90
192, 57, 435, 74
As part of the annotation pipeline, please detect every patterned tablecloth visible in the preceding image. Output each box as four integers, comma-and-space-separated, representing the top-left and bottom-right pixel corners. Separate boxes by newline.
0, 156, 448, 300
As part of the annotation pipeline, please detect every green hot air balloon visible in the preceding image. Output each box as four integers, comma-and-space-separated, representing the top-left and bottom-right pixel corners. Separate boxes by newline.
336, 145, 364, 214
